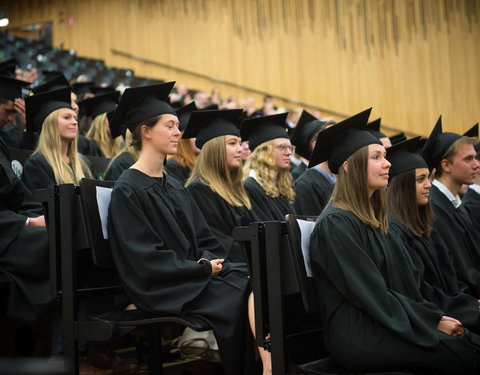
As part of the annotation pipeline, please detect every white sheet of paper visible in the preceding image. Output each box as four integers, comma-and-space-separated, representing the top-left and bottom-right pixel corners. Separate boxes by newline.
96, 186, 113, 239
296, 219, 316, 277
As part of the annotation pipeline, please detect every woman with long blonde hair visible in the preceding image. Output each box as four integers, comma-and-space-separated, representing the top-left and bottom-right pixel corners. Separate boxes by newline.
185, 109, 253, 264
22, 87, 92, 190
308, 109, 480, 374
104, 128, 138, 181
240, 112, 295, 221
83, 91, 123, 158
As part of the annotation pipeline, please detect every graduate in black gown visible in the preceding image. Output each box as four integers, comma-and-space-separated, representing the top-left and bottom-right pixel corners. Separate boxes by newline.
184, 108, 255, 264
21, 88, 93, 191
164, 101, 199, 184
0, 75, 29, 150
308, 108, 480, 374
107, 82, 255, 375
0, 77, 51, 321
387, 137, 480, 333
421, 117, 480, 297
462, 128, 480, 230
292, 110, 335, 216
104, 119, 138, 181
240, 113, 295, 221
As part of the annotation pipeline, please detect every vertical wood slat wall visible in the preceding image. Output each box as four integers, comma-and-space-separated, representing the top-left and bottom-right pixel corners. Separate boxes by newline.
2, 0, 479, 136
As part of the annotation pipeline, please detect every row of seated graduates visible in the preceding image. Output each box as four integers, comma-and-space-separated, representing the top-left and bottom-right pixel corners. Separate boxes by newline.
2, 59, 480, 375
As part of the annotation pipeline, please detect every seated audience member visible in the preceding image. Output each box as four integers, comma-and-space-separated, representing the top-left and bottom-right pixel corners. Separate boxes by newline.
83, 91, 123, 158
309, 108, 480, 374
366, 117, 392, 148
185, 108, 255, 264
421, 117, 480, 297
164, 101, 199, 184
462, 141, 480, 230
107, 82, 255, 375
292, 110, 335, 215
241, 113, 296, 221
0, 78, 51, 322
22, 87, 93, 191
387, 137, 480, 334
0, 75, 29, 149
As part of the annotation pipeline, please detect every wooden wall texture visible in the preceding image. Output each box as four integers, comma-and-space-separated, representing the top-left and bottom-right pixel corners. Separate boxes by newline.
1, 0, 479, 136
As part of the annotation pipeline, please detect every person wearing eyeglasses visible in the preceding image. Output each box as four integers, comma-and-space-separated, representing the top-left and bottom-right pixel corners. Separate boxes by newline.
240, 112, 296, 222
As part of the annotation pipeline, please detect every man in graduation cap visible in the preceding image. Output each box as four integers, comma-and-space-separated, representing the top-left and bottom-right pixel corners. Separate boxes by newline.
461, 123, 480, 232
292, 110, 336, 215
0, 75, 30, 149
422, 116, 480, 297
0, 77, 52, 322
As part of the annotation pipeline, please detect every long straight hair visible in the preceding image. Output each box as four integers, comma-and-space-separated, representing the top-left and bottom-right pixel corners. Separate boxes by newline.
242, 139, 295, 202
330, 145, 388, 232
35, 109, 92, 184
187, 136, 251, 209
387, 169, 434, 237
85, 113, 123, 158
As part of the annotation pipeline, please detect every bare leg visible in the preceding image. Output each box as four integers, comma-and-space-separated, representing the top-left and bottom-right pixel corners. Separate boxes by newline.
248, 292, 271, 375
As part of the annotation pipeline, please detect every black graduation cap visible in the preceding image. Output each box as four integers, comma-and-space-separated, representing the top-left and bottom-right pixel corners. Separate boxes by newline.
421, 116, 461, 171
308, 108, 381, 172
82, 91, 120, 119
183, 109, 242, 149
41, 70, 64, 82
176, 101, 197, 132
464, 123, 479, 153
0, 59, 18, 78
110, 81, 176, 133
366, 118, 387, 139
389, 132, 407, 145
72, 81, 94, 95
31, 74, 70, 95
387, 137, 428, 179
25, 87, 73, 133
240, 112, 290, 152
92, 85, 115, 95
290, 110, 325, 159
0, 75, 31, 100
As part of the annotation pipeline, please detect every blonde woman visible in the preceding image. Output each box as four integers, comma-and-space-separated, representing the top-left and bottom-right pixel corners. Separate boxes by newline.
240, 112, 295, 221
22, 87, 92, 191
185, 109, 254, 264
83, 91, 123, 158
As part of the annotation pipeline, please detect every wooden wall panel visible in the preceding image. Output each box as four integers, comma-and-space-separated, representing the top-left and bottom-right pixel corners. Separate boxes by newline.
1, 0, 479, 136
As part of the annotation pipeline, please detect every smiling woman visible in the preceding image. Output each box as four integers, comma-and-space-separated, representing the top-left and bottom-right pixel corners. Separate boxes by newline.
21, 86, 93, 191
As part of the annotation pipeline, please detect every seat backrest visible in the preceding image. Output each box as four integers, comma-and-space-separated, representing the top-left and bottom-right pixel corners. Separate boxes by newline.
79, 178, 115, 268
285, 214, 319, 313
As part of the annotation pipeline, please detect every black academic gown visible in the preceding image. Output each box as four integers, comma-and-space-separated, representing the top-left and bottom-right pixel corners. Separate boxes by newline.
104, 152, 135, 181
388, 214, 480, 333
108, 169, 254, 375
309, 204, 480, 374
293, 168, 334, 216
77, 134, 104, 157
463, 188, 480, 232
0, 138, 51, 321
243, 176, 294, 221
429, 185, 480, 297
186, 178, 256, 264
0, 122, 24, 150
164, 158, 192, 186
290, 161, 307, 181
21, 152, 93, 191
